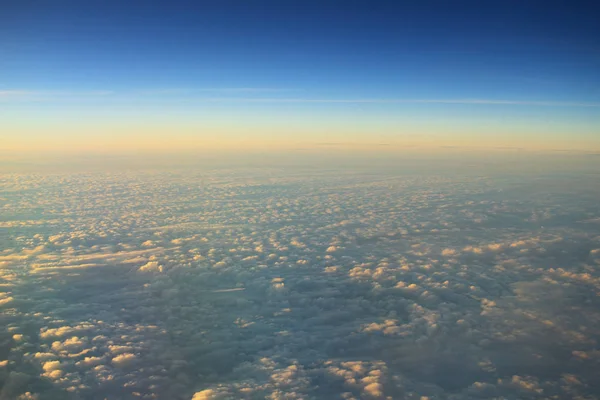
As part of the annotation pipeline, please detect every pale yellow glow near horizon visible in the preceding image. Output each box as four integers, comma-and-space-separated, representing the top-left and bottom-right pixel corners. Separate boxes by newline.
2, 119, 599, 153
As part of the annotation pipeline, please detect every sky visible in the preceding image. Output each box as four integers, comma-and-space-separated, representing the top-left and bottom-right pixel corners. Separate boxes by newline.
1, 0, 600, 153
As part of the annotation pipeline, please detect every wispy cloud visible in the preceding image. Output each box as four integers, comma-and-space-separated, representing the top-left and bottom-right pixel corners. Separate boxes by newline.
1, 89, 599, 108
407, 98, 600, 107
187, 97, 600, 107
139, 88, 300, 95
0, 90, 113, 100
0, 88, 297, 101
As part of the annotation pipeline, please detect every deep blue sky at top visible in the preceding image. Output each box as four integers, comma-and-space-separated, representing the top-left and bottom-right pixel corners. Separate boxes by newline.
2, 0, 599, 102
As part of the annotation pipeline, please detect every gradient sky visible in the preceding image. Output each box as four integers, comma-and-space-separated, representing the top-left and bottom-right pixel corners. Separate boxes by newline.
2, 0, 600, 152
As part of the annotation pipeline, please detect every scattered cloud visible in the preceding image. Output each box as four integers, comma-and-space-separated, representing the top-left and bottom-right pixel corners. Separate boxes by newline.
1, 166, 599, 399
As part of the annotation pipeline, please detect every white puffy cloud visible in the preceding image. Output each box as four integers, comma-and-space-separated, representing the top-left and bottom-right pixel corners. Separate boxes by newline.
51, 336, 86, 352
0, 293, 14, 306
75, 356, 105, 368
39, 323, 94, 339
41, 360, 64, 379
191, 389, 217, 399
326, 360, 389, 399
441, 248, 457, 256
42, 360, 62, 372
32, 352, 57, 361
111, 353, 137, 367
138, 260, 164, 272
16, 393, 40, 400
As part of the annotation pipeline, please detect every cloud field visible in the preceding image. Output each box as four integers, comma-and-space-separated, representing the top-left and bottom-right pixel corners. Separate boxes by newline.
1, 165, 600, 399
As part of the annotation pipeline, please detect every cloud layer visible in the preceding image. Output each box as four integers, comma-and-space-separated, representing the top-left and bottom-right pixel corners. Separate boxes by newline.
1, 164, 600, 399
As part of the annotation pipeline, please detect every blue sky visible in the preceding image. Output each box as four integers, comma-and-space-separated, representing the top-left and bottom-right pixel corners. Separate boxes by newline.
2, 0, 600, 151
